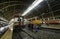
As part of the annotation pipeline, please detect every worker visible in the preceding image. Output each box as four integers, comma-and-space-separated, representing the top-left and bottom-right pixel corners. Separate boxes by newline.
31, 17, 42, 32
29, 19, 34, 31
33, 24, 39, 32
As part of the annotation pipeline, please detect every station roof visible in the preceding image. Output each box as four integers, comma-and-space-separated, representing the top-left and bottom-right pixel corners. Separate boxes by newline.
0, 0, 60, 20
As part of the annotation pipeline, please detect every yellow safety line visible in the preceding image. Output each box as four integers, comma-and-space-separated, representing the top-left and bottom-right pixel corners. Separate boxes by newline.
1, 29, 13, 39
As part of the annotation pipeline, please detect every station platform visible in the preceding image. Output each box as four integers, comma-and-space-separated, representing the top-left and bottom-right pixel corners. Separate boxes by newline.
41, 24, 60, 29
1, 27, 60, 39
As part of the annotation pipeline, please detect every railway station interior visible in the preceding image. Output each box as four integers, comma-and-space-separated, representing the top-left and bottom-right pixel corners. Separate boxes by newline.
0, 0, 60, 39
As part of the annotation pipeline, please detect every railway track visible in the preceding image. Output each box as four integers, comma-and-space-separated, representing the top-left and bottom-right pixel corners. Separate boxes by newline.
0, 27, 60, 39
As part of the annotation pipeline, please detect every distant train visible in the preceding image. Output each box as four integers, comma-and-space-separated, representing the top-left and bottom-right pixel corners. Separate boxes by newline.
43, 20, 60, 25
28, 17, 60, 25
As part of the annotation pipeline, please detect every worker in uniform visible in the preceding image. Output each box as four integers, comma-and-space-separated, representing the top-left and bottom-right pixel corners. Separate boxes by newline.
32, 17, 42, 32
8, 14, 23, 39
29, 19, 34, 32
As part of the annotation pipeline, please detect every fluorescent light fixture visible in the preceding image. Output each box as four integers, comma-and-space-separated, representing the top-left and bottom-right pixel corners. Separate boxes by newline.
22, 0, 43, 16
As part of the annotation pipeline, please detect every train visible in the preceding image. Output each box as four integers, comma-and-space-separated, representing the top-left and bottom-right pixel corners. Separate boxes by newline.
28, 17, 60, 25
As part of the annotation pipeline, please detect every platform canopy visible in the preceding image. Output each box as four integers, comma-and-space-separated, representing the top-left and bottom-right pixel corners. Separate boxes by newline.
0, 0, 60, 20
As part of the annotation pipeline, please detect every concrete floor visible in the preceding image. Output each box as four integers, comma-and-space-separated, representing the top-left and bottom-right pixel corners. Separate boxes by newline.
41, 24, 60, 29
1, 28, 60, 39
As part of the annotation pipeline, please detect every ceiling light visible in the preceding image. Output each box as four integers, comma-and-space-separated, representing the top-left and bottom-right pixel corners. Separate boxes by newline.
22, 0, 43, 16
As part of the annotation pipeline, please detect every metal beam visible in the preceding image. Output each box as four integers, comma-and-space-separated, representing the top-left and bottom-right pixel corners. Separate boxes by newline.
0, 4, 28, 12
0, 1, 23, 5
